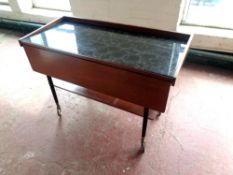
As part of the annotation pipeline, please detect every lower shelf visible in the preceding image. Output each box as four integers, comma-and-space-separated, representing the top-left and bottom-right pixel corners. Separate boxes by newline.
53, 78, 159, 119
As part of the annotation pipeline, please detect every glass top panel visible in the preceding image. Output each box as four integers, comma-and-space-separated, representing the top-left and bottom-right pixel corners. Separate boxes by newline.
22, 22, 187, 78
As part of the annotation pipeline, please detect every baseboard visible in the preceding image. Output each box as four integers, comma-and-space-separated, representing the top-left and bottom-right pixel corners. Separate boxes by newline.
0, 18, 44, 34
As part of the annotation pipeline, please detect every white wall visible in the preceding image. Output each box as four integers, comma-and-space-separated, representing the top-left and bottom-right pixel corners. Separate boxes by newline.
0, 0, 233, 53
71, 0, 182, 31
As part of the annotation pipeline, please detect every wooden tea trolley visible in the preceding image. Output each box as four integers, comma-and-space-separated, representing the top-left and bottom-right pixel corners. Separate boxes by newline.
19, 16, 192, 152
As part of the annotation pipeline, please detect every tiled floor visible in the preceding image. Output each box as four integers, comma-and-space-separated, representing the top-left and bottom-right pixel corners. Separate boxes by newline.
0, 29, 233, 175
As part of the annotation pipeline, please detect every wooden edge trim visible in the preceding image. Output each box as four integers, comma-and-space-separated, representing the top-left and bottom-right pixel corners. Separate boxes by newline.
172, 34, 194, 85
63, 16, 190, 42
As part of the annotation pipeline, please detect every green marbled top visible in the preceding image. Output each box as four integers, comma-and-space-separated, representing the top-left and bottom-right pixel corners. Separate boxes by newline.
22, 22, 188, 78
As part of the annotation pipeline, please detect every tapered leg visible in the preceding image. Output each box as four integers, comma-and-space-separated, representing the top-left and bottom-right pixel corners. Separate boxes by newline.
47, 76, 61, 117
140, 107, 149, 153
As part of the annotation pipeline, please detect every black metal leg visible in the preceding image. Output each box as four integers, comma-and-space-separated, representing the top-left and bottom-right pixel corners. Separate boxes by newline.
47, 76, 61, 117
140, 107, 149, 153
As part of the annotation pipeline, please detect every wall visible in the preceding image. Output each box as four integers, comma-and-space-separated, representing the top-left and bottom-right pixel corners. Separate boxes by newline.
0, 0, 233, 53
71, 0, 181, 31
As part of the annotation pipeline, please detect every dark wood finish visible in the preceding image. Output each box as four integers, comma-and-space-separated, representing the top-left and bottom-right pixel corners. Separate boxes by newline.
21, 42, 177, 84
53, 78, 145, 116
53, 79, 161, 120
54, 78, 161, 119
23, 45, 170, 112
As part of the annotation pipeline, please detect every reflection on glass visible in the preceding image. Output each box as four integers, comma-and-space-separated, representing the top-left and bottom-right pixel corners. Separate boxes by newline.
184, 0, 233, 29
32, 0, 71, 11
45, 29, 77, 53
190, 0, 219, 6
29, 34, 45, 46
30, 24, 78, 54
58, 24, 75, 30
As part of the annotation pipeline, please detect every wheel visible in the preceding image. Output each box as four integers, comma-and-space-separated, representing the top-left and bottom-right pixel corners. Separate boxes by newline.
140, 139, 145, 153
57, 106, 62, 117
140, 144, 145, 153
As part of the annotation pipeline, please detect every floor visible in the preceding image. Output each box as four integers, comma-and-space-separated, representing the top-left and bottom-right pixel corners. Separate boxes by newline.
0, 29, 233, 175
